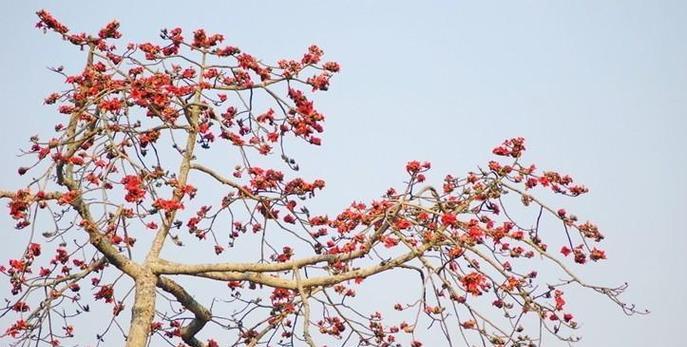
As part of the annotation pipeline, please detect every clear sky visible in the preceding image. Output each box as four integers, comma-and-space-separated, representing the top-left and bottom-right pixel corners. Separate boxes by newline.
0, 1, 685, 346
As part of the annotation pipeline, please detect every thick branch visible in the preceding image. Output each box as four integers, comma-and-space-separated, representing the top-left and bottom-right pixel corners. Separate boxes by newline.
0, 191, 60, 200
145, 105, 199, 262
153, 250, 370, 275
152, 215, 393, 275
168, 241, 435, 290
157, 276, 212, 347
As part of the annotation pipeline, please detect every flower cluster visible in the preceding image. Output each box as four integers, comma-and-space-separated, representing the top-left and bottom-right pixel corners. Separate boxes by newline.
153, 198, 184, 212
121, 175, 145, 203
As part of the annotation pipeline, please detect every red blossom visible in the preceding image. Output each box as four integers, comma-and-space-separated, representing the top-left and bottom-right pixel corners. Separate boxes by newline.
274, 247, 293, 262
563, 313, 574, 322
94, 285, 114, 303
590, 248, 607, 261
323, 61, 341, 72
573, 248, 587, 264
468, 226, 485, 241
192, 29, 223, 49
301, 45, 324, 65
554, 290, 566, 310
8, 189, 32, 220
98, 20, 121, 39
57, 191, 79, 205
405, 160, 430, 174
491, 137, 526, 158
460, 272, 489, 296
560, 246, 572, 257
440, 213, 457, 226
153, 198, 184, 212
5, 319, 30, 338
28, 243, 41, 257
121, 175, 146, 203
12, 301, 29, 312
99, 98, 122, 112
383, 236, 399, 248
395, 218, 412, 230
36, 10, 69, 34
307, 72, 331, 91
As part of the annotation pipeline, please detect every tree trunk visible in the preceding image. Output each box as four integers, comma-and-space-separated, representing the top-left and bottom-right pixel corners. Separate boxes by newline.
126, 274, 157, 347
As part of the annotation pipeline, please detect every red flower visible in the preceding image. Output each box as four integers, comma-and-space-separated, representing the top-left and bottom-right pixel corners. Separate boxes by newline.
383, 236, 399, 248
5, 319, 29, 337
406, 160, 421, 174
12, 301, 29, 312
36, 10, 69, 34
227, 281, 243, 291
58, 191, 79, 205
68, 156, 84, 165
8, 189, 32, 220
554, 290, 566, 311
274, 247, 293, 262
440, 213, 457, 226
460, 320, 476, 329
395, 218, 412, 230
563, 313, 574, 322
468, 226, 484, 241
491, 137, 526, 158
560, 246, 572, 257
590, 248, 606, 261
460, 272, 488, 296
28, 243, 41, 257
94, 285, 114, 303
301, 45, 324, 65
511, 230, 524, 240
99, 98, 122, 112
181, 184, 197, 199
153, 198, 183, 212
573, 248, 587, 264
98, 20, 121, 39
309, 136, 322, 145
307, 72, 331, 91
121, 175, 146, 203
448, 246, 464, 258
323, 61, 341, 72
191, 29, 223, 49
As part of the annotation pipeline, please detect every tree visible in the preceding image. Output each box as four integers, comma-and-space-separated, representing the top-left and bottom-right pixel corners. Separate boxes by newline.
0, 10, 644, 347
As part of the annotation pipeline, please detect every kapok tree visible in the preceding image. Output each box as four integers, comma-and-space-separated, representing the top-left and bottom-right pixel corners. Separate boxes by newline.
0, 10, 644, 347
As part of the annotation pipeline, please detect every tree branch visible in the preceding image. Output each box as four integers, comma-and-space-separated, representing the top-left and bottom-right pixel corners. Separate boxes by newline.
156, 276, 212, 347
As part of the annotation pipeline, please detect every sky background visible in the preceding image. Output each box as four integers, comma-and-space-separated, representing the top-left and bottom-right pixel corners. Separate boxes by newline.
0, 1, 686, 346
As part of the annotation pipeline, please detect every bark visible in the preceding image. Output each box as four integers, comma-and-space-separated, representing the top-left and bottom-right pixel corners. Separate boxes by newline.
157, 277, 212, 347
126, 273, 157, 347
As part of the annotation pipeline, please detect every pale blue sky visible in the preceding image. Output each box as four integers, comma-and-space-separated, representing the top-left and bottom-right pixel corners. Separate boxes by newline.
0, 1, 686, 346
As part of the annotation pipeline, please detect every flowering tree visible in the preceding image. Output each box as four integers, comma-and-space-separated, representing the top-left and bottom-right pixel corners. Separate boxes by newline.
0, 11, 644, 347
